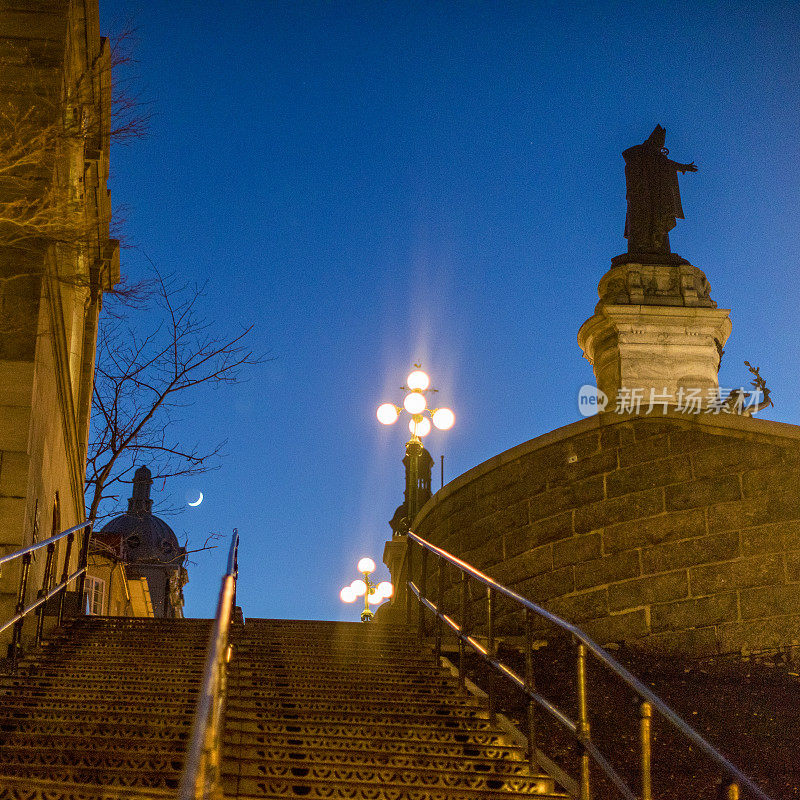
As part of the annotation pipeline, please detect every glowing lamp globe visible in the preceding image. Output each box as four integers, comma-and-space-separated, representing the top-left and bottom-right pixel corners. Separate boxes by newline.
340, 586, 357, 603
407, 370, 430, 391
376, 403, 399, 425
432, 407, 455, 431
403, 391, 427, 415
377, 581, 393, 598
350, 579, 367, 596
357, 557, 376, 574
409, 416, 431, 437
367, 590, 383, 604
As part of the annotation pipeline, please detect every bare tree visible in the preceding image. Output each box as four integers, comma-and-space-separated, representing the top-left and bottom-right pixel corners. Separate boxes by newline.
85, 272, 265, 524
107, 21, 153, 145
0, 22, 151, 358
0, 20, 149, 266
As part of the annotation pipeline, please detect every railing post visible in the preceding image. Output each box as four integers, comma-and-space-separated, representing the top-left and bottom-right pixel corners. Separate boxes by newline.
57, 532, 75, 626
417, 546, 428, 642
8, 552, 32, 659
524, 608, 537, 773
434, 559, 444, 663
75, 524, 91, 612
576, 641, 591, 800
487, 586, 496, 723
35, 542, 56, 647
406, 538, 414, 625
458, 571, 467, 688
721, 782, 740, 800
640, 701, 652, 800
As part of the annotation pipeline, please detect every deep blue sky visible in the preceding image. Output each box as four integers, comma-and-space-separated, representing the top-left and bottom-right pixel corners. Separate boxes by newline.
99, 1, 800, 620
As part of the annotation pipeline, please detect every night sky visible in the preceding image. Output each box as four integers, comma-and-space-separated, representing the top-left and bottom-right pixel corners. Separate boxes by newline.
98, 1, 800, 621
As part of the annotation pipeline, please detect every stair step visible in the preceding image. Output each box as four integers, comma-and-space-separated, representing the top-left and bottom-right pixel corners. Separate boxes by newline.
0, 763, 181, 790
1, 713, 192, 733
224, 717, 504, 743
11, 666, 206, 680
221, 729, 524, 758
0, 720, 189, 741
0, 681, 201, 697
230, 755, 550, 784
226, 687, 476, 705
0, 749, 185, 774
0, 775, 174, 800
0, 735, 187, 755
223, 773, 565, 799
231, 662, 450, 678
225, 745, 530, 771
0, 743, 531, 775
227, 698, 489, 727
226, 696, 482, 716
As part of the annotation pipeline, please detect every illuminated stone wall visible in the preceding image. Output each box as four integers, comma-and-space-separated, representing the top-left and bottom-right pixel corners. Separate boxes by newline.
0, 0, 117, 640
413, 413, 800, 656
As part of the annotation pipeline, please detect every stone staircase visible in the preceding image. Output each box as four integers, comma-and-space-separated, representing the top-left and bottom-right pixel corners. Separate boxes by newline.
0, 617, 209, 798
0, 617, 568, 799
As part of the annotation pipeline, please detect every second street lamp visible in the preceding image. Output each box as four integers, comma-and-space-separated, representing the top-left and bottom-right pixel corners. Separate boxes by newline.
339, 557, 393, 622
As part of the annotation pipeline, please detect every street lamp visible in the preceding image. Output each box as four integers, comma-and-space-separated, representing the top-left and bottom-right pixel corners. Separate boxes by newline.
376, 366, 455, 440
376, 365, 455, 526
339, 557, 393, 622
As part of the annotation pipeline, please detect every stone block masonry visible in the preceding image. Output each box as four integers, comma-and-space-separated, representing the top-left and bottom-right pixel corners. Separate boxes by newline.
412, 412, 800, 656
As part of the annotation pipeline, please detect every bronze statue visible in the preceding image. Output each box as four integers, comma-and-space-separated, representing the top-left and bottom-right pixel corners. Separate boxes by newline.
623, 125, 697, 255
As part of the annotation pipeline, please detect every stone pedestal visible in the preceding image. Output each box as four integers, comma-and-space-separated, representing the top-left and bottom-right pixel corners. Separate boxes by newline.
374, 534, 409, 625
578, 259, 731, 409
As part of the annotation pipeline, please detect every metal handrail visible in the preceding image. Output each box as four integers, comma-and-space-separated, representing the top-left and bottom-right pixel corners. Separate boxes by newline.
0, 567, 87, 637
178, 529, 240, 800
1, 521, 92, 657
407, 530, 772, 800
0, 521, 91, 568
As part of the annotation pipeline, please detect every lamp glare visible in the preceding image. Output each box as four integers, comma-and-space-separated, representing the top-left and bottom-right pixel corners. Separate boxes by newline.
340, 586, 357, 603
357, 557, 376, 574
351, 579, 367, 596
409, 416, 431, 437
403, 391, 427, 415
367, 590, 383, 604
407, 370, 430, 391
376, 403, 399, 425
377, 581, 393, 598
432, 407, 455, 431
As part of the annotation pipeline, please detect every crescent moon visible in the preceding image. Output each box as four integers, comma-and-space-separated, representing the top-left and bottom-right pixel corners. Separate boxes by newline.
187, 492, 203, 507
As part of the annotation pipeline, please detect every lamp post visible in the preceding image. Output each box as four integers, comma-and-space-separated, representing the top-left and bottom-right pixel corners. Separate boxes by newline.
377, 366, 455, 528
340, 557, 393, 622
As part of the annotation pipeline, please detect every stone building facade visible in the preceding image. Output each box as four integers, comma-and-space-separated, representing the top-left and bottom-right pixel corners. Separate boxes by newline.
0, 0, 118, 640
409, 412, 800, 656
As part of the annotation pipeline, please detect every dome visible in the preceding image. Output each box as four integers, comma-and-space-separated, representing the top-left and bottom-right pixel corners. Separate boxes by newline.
98, 466, 185, 565
100, 512, 184, 564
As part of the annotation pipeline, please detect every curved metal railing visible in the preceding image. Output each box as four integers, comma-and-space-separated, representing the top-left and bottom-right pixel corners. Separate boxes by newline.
406, 530, 771, 800
178, 529, 240, 800
0, 521, 93, 658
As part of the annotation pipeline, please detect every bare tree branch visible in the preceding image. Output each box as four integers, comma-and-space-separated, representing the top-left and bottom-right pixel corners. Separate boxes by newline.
85, 271, 269, 524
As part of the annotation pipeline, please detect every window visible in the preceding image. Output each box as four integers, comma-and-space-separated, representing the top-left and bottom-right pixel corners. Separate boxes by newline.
83, 576, 105, 616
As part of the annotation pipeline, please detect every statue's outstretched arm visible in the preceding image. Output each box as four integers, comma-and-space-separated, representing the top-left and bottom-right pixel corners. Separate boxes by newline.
668, 159, 698, 173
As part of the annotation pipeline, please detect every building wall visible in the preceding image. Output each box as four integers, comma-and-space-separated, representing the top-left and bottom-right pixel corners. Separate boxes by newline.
84, 558, 155, 618
412, 413, 800, 656
0, 0, 116, 645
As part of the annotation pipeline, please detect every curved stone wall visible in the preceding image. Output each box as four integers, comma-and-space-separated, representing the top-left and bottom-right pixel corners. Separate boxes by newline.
412, 413, 800, 656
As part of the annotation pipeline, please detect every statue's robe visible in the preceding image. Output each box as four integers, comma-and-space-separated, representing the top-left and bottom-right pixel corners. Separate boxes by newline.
623, 143, 685, 254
